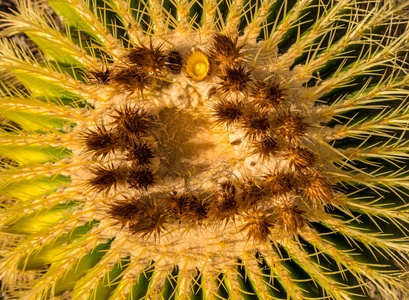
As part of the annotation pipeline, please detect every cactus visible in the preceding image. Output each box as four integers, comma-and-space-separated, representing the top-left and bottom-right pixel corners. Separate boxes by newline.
1, 0, 409, 299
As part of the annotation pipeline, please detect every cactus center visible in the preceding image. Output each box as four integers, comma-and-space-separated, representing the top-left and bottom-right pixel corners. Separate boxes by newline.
74, 32, 337, 274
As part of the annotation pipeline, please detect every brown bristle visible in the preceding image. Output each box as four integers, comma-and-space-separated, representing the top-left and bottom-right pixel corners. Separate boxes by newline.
252, 135, 279, 160
283, 146, 315, 170
240, 179, 263, 208
164, 192, 211, 225
207, 86, 218, 99
274, 202, 305, 235
242, 110, 271, 140
111, 105, 151, 144
165, 192, 189, 221
274, 110, 308, 142
126, 142, 155, 165
83, 124, 119, 158
182, 194, 209, 225
219, 65, 252, 94
88, 67, 112, 85
212, 98, 245, 127
129, 198, 167, 239
107, 198, 139, 225
111, 67, 149, 94
301, 170, 333, 205
165, 49, 183, 74
127, 166, 155, 190
263, 171, 293, 197
251, 80, 286, 109
239, 209, 275, 243
211, 181, 238, 223
208, 33, 243, 67
126, 42, 165, 74
219, 180, 236, 196
230, 138, 242, 146
88, 165, 128, 193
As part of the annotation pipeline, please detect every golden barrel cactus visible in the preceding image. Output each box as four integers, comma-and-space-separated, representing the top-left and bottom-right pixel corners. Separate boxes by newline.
1, 0, 409, 299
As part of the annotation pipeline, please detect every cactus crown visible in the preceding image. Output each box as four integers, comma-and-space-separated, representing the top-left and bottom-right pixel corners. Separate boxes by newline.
1, 0, 409, 299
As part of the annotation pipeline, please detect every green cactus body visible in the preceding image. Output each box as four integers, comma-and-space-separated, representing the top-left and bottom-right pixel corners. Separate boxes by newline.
1, 0, 409, 299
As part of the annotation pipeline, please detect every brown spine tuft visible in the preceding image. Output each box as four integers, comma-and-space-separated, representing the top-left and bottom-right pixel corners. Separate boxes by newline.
88, 165, 128, 193
301, 170, 334, 205
283, 146, 315, 171
219, 65, 252, 94
212, 98, 245, 127
111, 106, 152, 145
251, 80, 286, 109
242, 110, 271, 140
274, 110, 308, 142
252, 135, 279, 160
165, 49, 183, 74
83, 124, 119, 158
211, 181, 239, 223
125, 41, 165, 74
127, 165, 155, 190
129, 198, 167, 239
208, 33, 243, 67
111, 67, 149, 94
88, 66, 112, 85
126, 142, 155, 165
263, 171, 293, 197
274, 201, 305, 235
239, 209, 275, 243
107, 198, 140, 225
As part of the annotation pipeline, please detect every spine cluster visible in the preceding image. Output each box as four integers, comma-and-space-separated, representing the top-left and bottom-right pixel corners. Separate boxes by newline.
84, 106, 157, 193
83, 33, 335, 242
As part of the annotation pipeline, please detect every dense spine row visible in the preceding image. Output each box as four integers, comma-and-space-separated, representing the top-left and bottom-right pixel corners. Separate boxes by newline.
84, 106, 157, 193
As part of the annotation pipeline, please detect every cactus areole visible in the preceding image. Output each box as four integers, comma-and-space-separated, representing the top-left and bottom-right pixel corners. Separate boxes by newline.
1, 0, 409, 299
